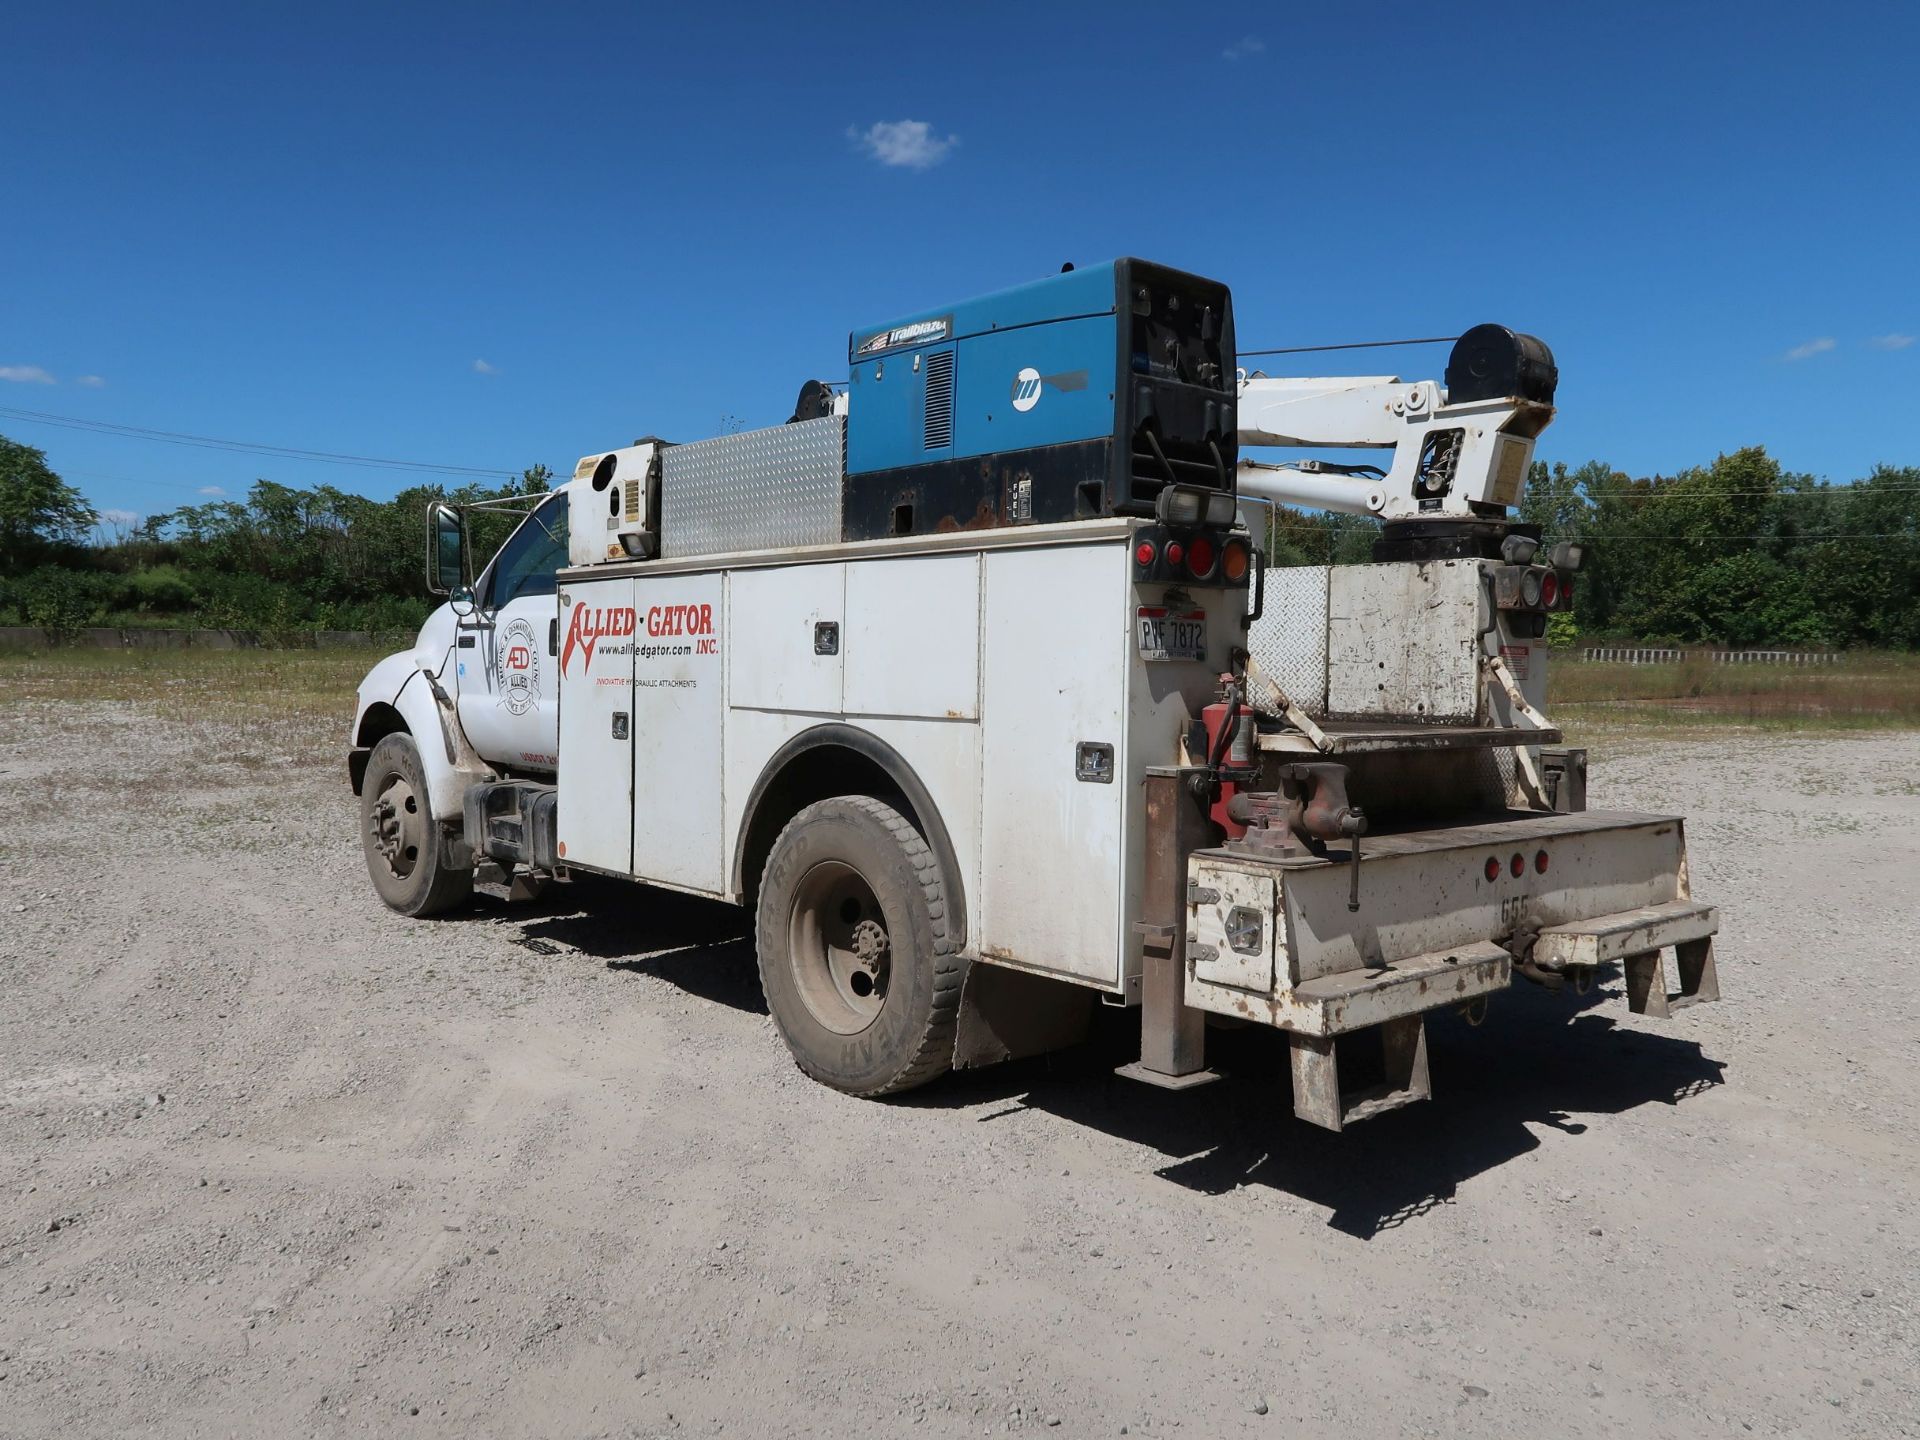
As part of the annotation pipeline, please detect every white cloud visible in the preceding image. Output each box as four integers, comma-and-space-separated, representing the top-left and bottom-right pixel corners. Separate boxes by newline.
848, 120, 957, 170
472, 358, 498, 375
1222, 35, 1265, 61
198, 485, 226, 497
1782, 337, 1836, 361
1868, 333, 1915, 351
0, 364, 57, 385
100, 507, 139, 526
75, 374, 106, 388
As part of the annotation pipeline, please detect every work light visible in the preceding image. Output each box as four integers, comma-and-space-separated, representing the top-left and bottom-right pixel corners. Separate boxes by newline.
1549, 539, 1585, 572
1500, 533, 1540, 566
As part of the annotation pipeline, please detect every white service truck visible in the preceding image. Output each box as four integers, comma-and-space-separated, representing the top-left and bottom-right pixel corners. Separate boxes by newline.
351, 260, 1721, 1128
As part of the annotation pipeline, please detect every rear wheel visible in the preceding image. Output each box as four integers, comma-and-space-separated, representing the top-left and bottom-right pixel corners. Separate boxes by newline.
756, 796, 964, 1097
360, 732, 473, 917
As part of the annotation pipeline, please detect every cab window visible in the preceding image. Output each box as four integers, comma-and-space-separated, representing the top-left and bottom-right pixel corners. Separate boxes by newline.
485, 494, 569, 607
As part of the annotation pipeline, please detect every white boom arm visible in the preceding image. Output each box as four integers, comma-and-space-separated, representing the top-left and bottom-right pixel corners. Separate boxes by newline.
1235, 371, 1554, 521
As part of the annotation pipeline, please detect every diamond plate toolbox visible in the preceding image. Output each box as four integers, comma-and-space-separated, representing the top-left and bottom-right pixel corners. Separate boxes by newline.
660, 416, 844, 559
1248, 565, 1331, 715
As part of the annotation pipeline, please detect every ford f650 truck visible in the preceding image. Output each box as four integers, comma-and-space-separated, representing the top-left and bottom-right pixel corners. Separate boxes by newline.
350, 260, 1721, 1128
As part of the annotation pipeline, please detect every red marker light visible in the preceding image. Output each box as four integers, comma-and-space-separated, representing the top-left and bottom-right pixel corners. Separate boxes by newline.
1484, 856, 1501, 882
1510, 853, 1525, 878
1186, 534, 1216, 577
1164, 540, 1185, 568
1134, 541, 1157, 567
1541, 571, 1560, 608
1535, 849, 1550, 874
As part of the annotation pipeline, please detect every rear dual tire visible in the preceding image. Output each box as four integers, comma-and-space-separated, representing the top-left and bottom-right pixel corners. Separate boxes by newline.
756, 796, 964, 1097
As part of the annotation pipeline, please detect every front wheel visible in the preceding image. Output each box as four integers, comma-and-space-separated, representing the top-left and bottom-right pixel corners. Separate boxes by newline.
359, 732, 473, 917
756, 796, 965, 1097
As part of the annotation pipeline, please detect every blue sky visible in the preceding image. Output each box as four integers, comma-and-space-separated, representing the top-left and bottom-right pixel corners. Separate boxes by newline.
3, 1, 1915, 527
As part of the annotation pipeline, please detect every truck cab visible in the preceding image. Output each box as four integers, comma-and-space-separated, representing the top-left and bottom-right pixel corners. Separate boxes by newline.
348, 490, 569, 915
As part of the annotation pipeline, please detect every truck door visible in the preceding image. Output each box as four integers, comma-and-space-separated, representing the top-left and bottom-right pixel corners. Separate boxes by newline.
456, 493, 570, 769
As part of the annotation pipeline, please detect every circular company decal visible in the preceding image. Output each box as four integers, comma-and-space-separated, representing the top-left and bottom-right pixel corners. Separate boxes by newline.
496, 616, 540, 716
1010, 367, 1042, 413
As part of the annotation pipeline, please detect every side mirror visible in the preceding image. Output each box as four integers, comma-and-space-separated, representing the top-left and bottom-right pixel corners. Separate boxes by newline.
427, 503, 466, 595
448, 585, 477, 618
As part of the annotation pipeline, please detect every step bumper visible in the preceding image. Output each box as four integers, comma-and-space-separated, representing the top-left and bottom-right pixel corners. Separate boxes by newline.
1273, 939, 1512, 1038
1533, 899, 1719, 970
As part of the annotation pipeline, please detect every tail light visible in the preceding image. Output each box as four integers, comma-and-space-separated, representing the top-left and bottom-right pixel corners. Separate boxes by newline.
1484, 856, 1501, 882
1541, 571, 1560, 608
1131, 524, 1252, 587
1509, 853, 1524, 878
1221, 539, 1250, 582
1535, 849, 1550, 874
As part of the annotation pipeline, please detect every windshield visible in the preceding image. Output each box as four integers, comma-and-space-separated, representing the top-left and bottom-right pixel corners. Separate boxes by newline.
484, 493, 570, 607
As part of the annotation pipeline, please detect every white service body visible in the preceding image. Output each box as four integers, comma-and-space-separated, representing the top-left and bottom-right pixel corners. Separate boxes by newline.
548, 519, 1240, 996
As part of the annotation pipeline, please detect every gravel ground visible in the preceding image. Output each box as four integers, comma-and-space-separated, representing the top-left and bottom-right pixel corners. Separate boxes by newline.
2, 702, 1916, 1439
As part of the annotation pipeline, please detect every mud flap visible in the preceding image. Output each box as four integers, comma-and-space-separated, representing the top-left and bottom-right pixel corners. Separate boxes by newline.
951, 964, 1093, 1070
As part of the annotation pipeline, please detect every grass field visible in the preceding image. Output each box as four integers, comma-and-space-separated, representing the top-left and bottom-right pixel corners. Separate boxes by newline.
1, 644, 1916, 758
1547, 650, 1920, 734
0, 646, 377, 754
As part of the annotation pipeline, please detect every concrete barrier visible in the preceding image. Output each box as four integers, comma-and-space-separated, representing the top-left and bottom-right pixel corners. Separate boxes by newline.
0, 626, 409, 651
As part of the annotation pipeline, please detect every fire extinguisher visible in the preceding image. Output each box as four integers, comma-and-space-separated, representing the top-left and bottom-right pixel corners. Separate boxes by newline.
1199, 673, 1258, 838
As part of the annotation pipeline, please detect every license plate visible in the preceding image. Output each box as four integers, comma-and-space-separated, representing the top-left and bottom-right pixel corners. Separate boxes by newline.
1137, 607, 1206, 663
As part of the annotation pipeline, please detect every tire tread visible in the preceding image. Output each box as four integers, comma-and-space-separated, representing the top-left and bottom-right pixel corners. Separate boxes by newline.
757, 795, 965, 1097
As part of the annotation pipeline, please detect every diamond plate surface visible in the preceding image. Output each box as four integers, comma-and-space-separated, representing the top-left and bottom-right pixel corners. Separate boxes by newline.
1248, 565, 1330, 714
660, 417, 844, 559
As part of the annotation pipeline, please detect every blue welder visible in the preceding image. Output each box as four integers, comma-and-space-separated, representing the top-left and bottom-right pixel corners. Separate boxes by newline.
839, 259, 1237, 541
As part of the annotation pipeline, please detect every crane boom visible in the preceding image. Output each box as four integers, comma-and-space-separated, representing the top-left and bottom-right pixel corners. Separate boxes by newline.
1233, 325, 1557, 524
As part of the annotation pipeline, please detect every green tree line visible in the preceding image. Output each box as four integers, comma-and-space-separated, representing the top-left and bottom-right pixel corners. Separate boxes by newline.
0, 433, 547, 635
2, 432, 1916, 647
1260, 446, 1920, 649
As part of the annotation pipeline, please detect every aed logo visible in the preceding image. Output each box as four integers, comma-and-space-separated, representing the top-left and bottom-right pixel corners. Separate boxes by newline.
504, 645, 533, 673
645, 604, 713, 638
561, 605, 636, 676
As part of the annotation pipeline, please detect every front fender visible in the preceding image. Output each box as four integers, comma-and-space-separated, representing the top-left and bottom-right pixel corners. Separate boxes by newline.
351, 649, 425, 742
351, 647, 491, 820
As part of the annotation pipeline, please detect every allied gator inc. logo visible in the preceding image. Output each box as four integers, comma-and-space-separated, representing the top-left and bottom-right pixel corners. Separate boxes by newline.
561, 602, 717, 677
496, 617, 540, 715
854, 316, 951, 357
561, 604, 636, 677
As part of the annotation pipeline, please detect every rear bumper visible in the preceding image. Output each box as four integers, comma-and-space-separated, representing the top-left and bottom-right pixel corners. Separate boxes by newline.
1183, 809, 1720, 1036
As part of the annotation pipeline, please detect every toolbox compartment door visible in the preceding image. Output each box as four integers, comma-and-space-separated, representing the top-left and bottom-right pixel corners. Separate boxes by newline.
630, 572, 727, 894
977, 544, 1126, 984
844, 555, 979, 720
556, 576, 636, 875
